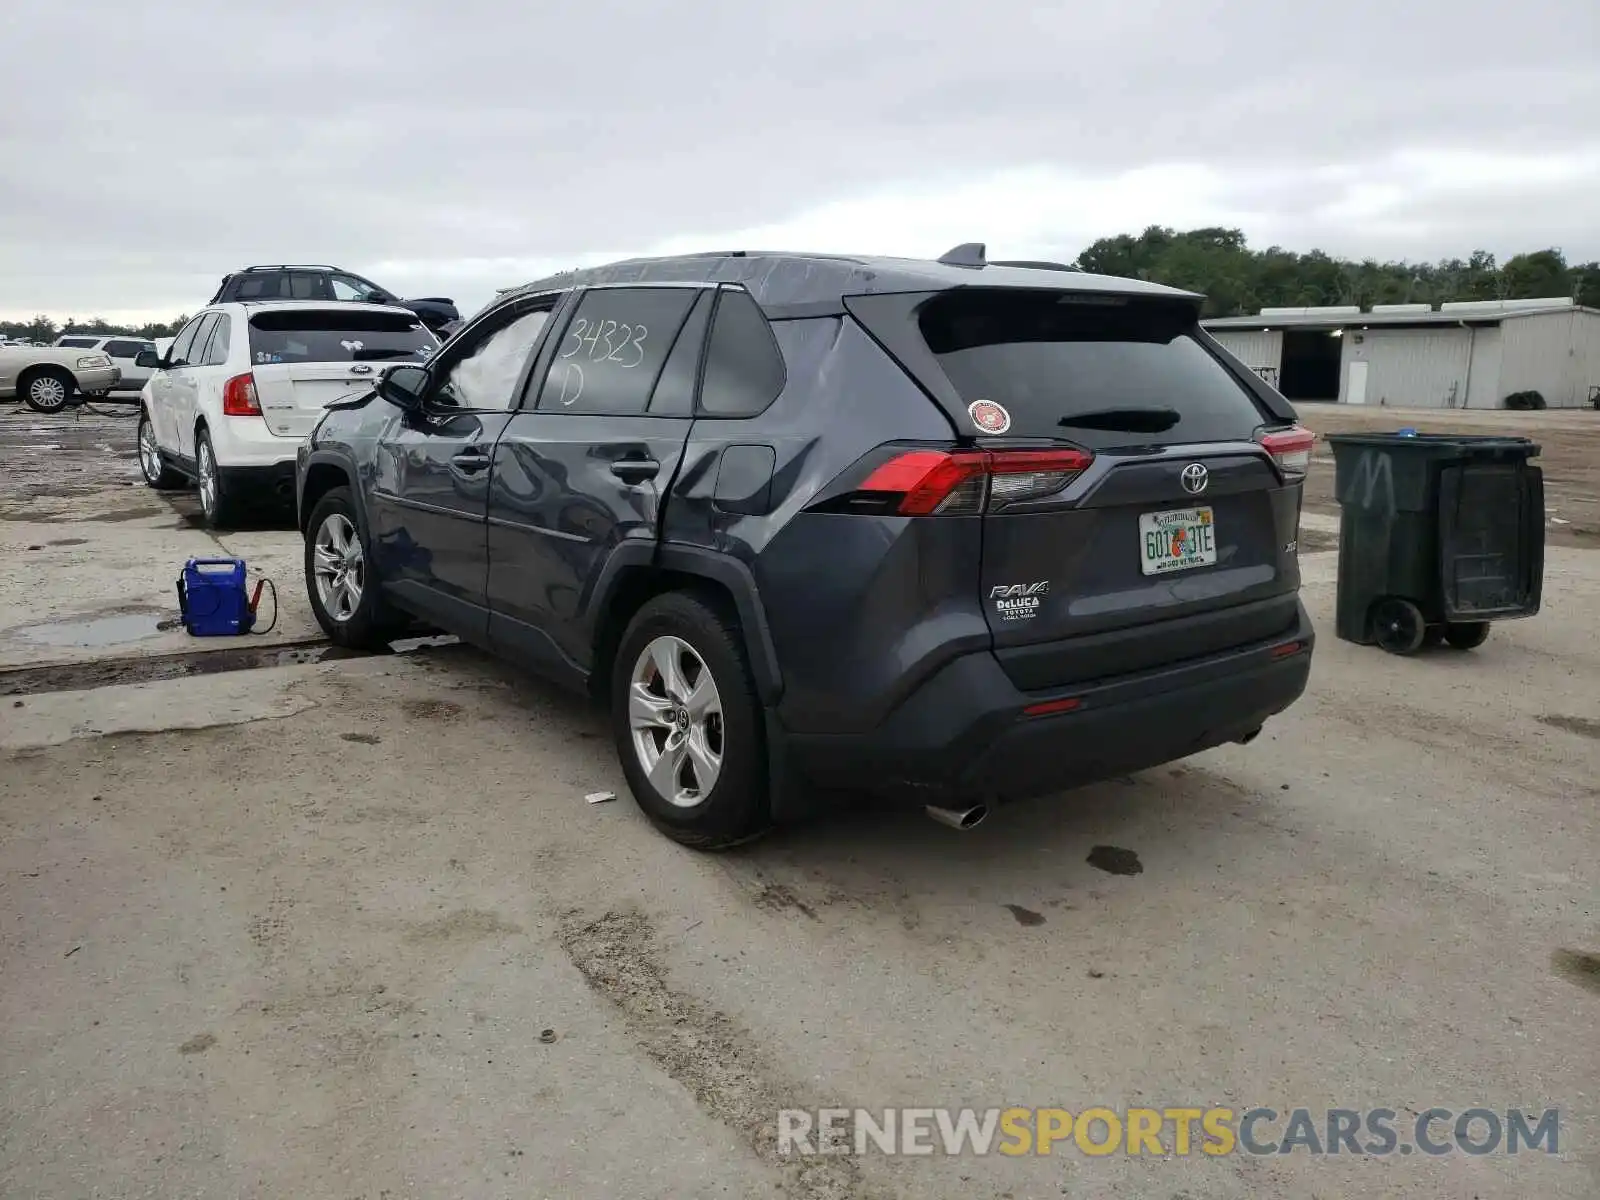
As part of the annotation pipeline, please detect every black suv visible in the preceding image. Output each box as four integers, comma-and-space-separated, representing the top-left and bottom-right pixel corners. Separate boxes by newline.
296, 245, 1315, 848
210, 265, 461, 336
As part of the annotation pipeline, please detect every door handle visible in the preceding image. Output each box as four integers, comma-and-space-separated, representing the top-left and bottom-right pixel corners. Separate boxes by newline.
450, 452, 492, 473
610, 458, 660, 483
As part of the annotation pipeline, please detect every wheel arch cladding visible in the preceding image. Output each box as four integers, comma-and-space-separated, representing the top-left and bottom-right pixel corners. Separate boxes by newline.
299, 460, 356, 532
588, 546, 784, 708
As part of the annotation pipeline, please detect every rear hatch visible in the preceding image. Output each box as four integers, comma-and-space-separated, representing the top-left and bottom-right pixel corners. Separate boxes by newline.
247, 308, 438, 438
849, 288, 1308, 690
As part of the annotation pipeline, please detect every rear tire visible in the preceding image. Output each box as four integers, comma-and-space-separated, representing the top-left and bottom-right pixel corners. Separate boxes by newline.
195, 430, 241, 529
1444, 621, 1490, 650
303, 486, 404, 650
21, 368, 73, 413
137, 409, 186, 489
611, 591, 770, 850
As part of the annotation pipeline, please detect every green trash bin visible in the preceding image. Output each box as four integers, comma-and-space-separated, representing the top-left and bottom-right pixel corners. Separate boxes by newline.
1324, 433, 1545, 655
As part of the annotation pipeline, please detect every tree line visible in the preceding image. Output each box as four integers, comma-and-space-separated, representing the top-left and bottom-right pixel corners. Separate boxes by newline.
3, 230, 1596, 340
1070, 228, 1599, 317
0, 313, 189, 344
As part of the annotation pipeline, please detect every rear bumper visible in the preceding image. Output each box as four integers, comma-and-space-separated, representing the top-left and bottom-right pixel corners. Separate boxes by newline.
219, 459, 298, 507
784, 600, 1314, 804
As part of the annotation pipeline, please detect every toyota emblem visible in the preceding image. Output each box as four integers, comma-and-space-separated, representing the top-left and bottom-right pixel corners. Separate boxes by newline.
1180, 463, 1209, 495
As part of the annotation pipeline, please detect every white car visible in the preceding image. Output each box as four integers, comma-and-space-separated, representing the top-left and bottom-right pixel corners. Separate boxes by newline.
136, 300, 439, 527
54, 334, 159, 394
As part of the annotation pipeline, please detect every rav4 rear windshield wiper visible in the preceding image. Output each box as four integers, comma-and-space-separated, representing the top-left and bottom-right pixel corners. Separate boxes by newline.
1057, 406, 1181, 433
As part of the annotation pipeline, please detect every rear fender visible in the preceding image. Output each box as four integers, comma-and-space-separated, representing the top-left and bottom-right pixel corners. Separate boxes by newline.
586, 541, 784, 706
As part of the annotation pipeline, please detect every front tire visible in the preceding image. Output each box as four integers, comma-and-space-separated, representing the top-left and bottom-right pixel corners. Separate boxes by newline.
21, 369, 73, 413
303, 486, 403, 650
137, 409, 186, 489
611, 592, 769, 850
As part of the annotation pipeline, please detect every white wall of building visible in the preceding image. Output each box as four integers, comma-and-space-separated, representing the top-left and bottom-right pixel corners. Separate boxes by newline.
1499, 310, 1600, 407
1211, 329, 1282, 385
1463, 326, 1502, 410
1338, 327, 1473, 408
1207, 308, 1600, 409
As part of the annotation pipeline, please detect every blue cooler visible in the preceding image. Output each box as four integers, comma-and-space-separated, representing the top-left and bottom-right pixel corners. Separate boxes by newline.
177, 557, 256, 636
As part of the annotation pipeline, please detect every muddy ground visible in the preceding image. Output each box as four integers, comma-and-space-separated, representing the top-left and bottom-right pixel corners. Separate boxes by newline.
2, 400, 1597, 1199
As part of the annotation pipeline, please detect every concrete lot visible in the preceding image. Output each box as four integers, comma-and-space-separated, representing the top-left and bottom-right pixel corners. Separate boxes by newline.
2, 401, 1597, 1199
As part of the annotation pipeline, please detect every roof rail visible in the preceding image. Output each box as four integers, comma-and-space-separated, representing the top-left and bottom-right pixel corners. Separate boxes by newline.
991, 259, 1077, 271
242, 263, 339, 272
936, 242, 987, 268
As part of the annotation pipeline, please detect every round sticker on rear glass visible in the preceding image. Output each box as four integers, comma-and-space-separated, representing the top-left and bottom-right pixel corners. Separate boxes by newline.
968, 399, 1011, 434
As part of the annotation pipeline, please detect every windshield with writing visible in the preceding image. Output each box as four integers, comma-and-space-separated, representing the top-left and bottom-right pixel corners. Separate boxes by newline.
918, 291, 1266, 450
248, 309, 436, 365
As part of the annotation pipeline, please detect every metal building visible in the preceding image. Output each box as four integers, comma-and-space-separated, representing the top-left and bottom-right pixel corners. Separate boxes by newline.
1204, 298, 1600, 409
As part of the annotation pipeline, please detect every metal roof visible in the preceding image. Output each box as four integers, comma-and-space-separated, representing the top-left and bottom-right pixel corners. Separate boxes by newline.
1205, 302, 1594, 331
498, 250, 1200, 317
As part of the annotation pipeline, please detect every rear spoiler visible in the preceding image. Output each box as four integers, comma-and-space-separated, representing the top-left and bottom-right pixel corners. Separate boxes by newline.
1195, 327, 1299, 425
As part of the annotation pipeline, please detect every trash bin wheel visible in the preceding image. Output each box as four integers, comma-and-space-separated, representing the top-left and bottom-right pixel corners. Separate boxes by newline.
1371, 598, 1427, 655
1444, 622, 1490, 650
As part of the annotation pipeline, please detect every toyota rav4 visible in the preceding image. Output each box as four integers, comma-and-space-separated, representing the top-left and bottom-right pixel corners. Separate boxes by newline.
296, 245, 1315, 848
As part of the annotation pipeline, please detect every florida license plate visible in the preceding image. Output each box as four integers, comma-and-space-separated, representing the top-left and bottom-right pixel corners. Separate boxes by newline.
1139, 506, 1217, 576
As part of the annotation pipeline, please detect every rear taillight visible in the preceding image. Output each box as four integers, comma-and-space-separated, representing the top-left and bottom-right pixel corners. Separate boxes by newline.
1257, 425, 1314, 477
222, 372, 261, 416
854, 447, 1094, 516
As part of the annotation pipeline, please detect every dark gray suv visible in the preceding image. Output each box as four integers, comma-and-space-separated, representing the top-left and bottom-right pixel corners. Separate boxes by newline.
296, 245, 1315, 848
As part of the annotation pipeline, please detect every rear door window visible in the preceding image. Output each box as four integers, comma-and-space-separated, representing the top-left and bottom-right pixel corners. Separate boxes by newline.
247, 309, 435, 365
102, 339, 145, 358
535, 287, 700, 415
916, 291, 1268, 449
697, 288, 786, 417
646, 290, 712, 416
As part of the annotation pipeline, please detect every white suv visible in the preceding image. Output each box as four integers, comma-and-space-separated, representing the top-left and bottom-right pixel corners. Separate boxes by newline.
136, 301, 439, 527
54, 334, 159, 395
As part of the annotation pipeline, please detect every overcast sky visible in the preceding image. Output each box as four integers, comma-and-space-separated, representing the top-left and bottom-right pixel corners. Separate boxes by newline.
2, 0, 1596, 323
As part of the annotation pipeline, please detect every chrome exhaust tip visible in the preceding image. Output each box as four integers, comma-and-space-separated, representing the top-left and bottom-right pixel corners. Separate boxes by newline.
1234, 727, 1263, 745
925, 802, 989, 831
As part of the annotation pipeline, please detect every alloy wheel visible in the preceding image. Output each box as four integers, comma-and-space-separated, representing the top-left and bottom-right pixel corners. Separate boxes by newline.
628, 635, 724, 807
312, 513, 365, 622
138, 418, 162, 482
197, 443, 217, 516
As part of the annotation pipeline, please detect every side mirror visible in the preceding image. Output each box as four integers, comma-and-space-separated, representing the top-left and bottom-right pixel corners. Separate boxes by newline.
379, 363, 430, 410
135, 351, 160, 368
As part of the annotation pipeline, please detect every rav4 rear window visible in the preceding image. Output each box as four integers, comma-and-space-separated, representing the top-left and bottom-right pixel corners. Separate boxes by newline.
247, 309, 436, 365
917, 291, 1267, 449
